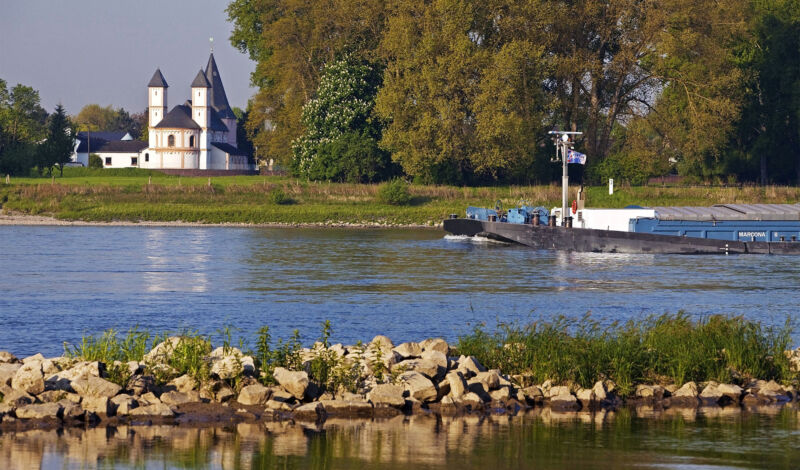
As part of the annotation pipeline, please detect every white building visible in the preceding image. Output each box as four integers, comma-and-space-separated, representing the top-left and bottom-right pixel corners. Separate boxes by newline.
73, 132, 146, 168
140, 53, 254, 171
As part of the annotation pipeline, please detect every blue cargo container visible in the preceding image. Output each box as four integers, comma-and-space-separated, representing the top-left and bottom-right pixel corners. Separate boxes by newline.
630, 204, 800, 242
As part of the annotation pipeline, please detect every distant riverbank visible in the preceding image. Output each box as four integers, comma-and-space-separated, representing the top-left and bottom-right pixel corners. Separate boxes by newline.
2, 169, 799, 226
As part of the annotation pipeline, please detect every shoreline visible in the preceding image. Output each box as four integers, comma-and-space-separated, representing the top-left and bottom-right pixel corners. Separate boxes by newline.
0, 211, 441, 229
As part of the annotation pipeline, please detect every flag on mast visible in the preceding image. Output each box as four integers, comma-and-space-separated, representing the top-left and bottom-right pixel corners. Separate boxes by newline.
566, 149, 587, 165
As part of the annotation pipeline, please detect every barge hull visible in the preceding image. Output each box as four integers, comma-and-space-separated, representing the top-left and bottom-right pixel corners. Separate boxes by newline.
443, 218, 800, 254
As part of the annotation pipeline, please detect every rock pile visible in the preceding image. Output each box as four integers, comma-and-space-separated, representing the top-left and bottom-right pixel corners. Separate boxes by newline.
0, 337, 797, 431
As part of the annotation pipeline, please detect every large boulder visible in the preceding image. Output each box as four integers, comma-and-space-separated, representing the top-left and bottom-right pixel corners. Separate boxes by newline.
319, 399, 373, 418
71, 376, 121, 398
394, 359, 440, 381
142, 337, 184, 363
130, 403, 175, 417
456, 356, 486, 378
446, 371, 467, 399
393, 342, 423, 359
292, 402, 324, 421
273, 367, 308, 399
167, 374, 197, 393
370, 335, 394, 350
0, 352, 19, 364
11, 361, 44, 395
1, 388, 34, 407
111, 395, 138, 416
22, 353, 45, 364
238, 383, 271, 406
473, 370, 501, 391
160, 390, 200, 406
209, 347, 255, 379
592, 381, 608, 401
45, 361, 103, 392
398, 371, 437, 402
0, 363, 21, 387
700, 383, 724, 405
366, 383, 406, 408
82, 396, 115, 415
717, 384, 743, 401
549, 391, 580, 411
420, 338, 449, 355
58, 399, 84, 420
15, 403, 62, 420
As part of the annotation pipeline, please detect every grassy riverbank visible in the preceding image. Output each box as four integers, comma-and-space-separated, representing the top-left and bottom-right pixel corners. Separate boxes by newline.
1, 169, 799, 225
58, 314, 798, 396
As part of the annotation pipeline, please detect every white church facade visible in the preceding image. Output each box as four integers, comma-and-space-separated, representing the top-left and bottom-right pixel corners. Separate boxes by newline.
140, 53, 254, 171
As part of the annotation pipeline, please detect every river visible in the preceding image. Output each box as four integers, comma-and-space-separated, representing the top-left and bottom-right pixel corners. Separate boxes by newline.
1, 225, 799, 357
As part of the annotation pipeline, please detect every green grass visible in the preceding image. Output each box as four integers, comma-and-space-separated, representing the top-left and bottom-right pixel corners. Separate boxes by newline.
454, 313, 797, 396
1, 170, 799, 225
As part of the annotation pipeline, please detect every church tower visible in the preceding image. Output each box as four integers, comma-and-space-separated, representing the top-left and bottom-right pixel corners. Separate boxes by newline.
191, 69, 211, 169
204, 53, 238, 146
147, 68, 168, 128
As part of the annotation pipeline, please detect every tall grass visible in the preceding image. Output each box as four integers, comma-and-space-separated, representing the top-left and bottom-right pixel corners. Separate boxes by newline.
454, 313, 796, 396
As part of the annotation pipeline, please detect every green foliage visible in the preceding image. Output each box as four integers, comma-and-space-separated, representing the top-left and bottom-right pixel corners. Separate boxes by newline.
74, 104, 143, 138
63, 327, 153, 387
88, 153, 102, 169
268, 187, 292, 205
43, 104, 75, 176
256, 327, 303, 385
292, 55, 391, 183
454, 313, 796, 396
0, 79, 48, 176
377, 178, 411, 205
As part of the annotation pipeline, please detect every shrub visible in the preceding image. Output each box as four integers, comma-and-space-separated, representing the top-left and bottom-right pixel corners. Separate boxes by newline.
269, 187, 292, 205
378, 178, 412, 205
88, 153, 102, 169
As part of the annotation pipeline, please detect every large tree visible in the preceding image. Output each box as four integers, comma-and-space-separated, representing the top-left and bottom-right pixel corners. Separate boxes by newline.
74, 104, 142, 137
43, 104, 75, 176
0, 80, 48, 176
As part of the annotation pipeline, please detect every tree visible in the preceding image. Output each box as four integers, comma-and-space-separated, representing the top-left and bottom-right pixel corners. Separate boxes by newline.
292, 54, 391, 182
233, 106, 255, 161
43, 104, 75, 176
0, 79, 47, 176
74, 104, 141, 136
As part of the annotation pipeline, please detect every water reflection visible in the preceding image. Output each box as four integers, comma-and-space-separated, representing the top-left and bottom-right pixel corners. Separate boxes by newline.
144, 228, 209, 293
2, 407, 799, 470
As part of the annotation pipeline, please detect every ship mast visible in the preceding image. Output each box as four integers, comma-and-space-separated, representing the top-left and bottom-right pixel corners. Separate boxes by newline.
548, 130, 582, 226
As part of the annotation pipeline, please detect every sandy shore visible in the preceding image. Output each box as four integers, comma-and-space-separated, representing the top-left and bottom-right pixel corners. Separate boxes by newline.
0, 211, 438, 229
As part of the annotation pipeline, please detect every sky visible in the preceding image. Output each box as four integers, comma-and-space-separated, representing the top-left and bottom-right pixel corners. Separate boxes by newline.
0, 0, 256, 115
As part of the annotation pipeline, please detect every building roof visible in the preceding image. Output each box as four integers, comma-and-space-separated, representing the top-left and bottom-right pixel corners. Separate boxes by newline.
211, 142, 248, 156
155, 104, 201, 129
77, 131, 128, 141
191, 69, 211, 88
209, 108, 230, 132
77, 138, 147, 154
148, 68, 169, 88
204, 53, 236, 119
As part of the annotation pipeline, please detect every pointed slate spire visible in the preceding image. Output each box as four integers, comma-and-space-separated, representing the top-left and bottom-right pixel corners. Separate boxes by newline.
148, 68, 169, 88
191, 69, 211, 88
204, 53, 236, 119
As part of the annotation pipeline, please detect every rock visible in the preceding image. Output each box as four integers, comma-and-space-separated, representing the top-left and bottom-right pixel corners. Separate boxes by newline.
209, 347, 256, 379
0, 363, 21, 387
265, 399, 292, 411
15, 403, 62, 420
111, 395, 138, 416
717, 384, 743, 401
130, 403, 175, 417
319, 399, 373, 417
40, 358, 60, 376
273, 368, 308, 400
167, 374, 197, 393
456, 356, 486, 378
446, 371, 467, 399
670, 382, 700, 407
466, 380, 491, 401
269, 387, 295, 404
0, 352, 19, 363
393, 342, 423, 359
127, 361, 143, 376
550, 392, 580, 411
238, 383, 271, 406
700, 384, 723, 405
82, 396, 114, 415
399, 371, 438, 402
22, 353, 45, 364
143, 337, 184, 363
2, 389, 34, 407
58, 399, 84, 420
217, 385, 236, 402
37, 390, 69, 403
71, 376, 121, 398
457, 392, 484, 409
421, 351, 449, 376
394, 358, 440, 381
127, 375, 155, 396
576, 388, 595, 406
473, 370, 501, 391
12, 361, 44, 395
370, 335, 394, 350
420, 338, 449, 355
588, 381, 606, 401
160, 391, 200, 406
292, 402, 324, 421
366, 383, 406, 408
489, 387, 511, 401
634, 384, 665, 400
45, 361, 103, 392
137, 392, 161, 406
546, 385, 571, 398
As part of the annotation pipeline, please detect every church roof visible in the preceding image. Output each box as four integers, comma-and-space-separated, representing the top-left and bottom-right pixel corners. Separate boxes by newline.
155, 105, 201, 129
209, 108, 230, 132
148, 68, 169, 88
204, 53, 236, 119
211, 142, 248, 156
191, 69, 211, 88
77, 139, 147, 153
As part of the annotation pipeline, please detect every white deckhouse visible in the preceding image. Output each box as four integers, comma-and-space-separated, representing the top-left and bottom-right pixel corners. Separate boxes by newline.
140, 53, 253, 171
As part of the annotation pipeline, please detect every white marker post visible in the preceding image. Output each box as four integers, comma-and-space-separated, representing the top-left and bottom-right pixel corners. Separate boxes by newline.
609, 178, 614, 195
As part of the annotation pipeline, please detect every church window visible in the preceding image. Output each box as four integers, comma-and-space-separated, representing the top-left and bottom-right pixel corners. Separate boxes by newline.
145, 153, 149, 162
189, 136, 195, 147
131, 157, 138, 166
168, 135, 175, 147
105, 157, 112, 166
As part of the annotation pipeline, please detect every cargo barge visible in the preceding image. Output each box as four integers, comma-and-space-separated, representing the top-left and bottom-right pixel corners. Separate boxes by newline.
443, 203, 800, 254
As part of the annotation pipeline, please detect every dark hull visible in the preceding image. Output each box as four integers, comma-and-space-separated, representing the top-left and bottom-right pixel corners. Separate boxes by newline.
443, 218, 800, 254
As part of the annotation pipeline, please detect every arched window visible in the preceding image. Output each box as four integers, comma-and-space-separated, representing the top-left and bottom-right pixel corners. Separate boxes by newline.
167, 135, 175, 147
189, 135, 195, 147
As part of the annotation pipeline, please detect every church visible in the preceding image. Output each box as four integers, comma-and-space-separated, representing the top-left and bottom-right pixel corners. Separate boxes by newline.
139, 53, 254, 171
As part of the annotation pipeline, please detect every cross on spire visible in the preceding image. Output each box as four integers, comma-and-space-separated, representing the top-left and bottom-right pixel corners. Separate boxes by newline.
209, 37, 214, 53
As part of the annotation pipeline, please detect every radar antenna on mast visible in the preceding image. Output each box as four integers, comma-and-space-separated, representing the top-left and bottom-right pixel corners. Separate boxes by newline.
548, 130, 583, 227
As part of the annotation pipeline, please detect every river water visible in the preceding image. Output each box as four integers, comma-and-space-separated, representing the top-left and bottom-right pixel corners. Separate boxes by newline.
2, 407, 800, 469
1, 225, 799, 357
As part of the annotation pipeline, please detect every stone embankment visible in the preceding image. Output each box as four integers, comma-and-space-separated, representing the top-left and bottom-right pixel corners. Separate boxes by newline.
1, 338, 798, 432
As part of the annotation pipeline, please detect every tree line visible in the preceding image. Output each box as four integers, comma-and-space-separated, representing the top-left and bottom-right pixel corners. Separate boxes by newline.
227, 0, 800, 185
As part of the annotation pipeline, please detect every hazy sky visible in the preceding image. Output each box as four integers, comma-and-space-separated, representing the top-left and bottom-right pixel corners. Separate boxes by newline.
0, 1, 256, 115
